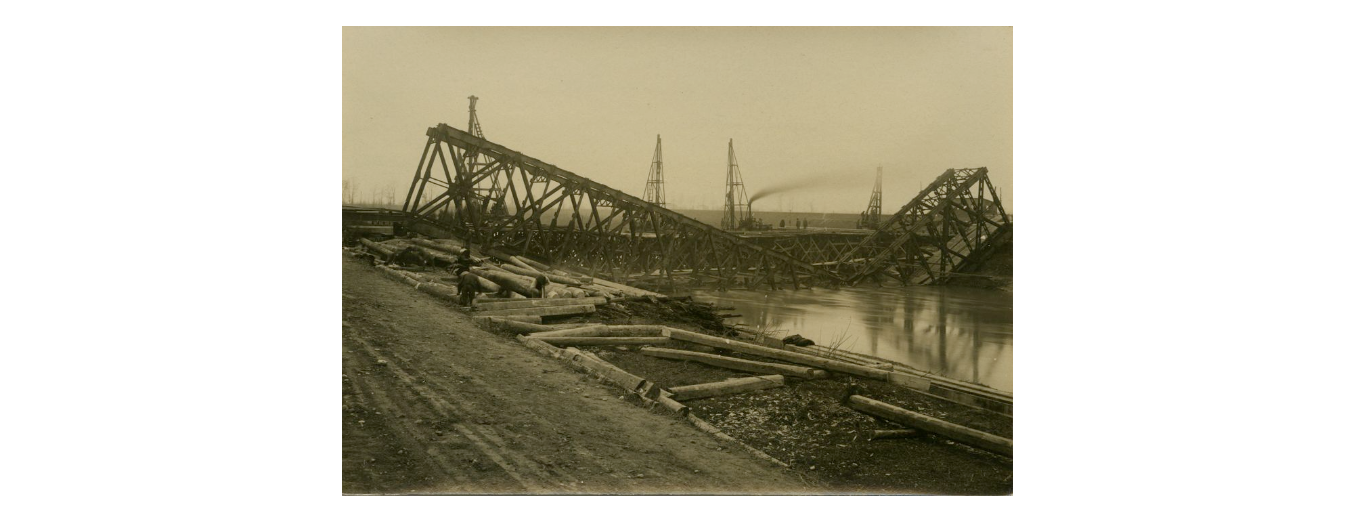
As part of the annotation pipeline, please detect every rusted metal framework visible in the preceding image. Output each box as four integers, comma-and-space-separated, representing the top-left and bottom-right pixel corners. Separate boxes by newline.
402, 123, 842, 290
832, 167, 1009, 285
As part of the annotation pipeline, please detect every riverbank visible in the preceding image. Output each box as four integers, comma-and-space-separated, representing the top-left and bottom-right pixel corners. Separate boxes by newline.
343, 244, 1012, 495
342, 251, 814, 494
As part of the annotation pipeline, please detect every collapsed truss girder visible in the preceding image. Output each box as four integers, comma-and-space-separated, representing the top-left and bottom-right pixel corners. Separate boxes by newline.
402, 124, 843, 290
831, 167, 1010, 285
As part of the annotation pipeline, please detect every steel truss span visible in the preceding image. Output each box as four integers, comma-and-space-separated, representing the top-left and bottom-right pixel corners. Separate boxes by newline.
831, 167, 1010, 285
402, 123, 842, 290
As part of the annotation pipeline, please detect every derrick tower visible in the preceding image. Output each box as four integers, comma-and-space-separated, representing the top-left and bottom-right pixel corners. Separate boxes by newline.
858, 166, 883, 229
721, 139, 751, 230
642, 135, 666, 207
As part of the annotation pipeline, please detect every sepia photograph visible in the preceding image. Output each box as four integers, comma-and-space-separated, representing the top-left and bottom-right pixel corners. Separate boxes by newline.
342, 26, 1013, 495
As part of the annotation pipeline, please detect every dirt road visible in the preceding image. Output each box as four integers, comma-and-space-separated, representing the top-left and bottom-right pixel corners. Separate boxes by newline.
342, 252, 814, 494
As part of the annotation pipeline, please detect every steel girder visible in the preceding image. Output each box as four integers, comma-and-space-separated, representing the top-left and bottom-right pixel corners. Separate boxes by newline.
741, 231, 870, 266
831, 167, 1010, 285
402, 123, 842, 290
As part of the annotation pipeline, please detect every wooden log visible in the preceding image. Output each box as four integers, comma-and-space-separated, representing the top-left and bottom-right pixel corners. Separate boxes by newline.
845, 394, 1012, 457
489, 314, 542, 324
511, 256, 586, 286
498, 262, 549, 280
473, 304, 594, 318
516, 335, 562, 357
474, 297, 607, 312
518, 256, 553, 272
527, 324, 611, 338
905, 369, 1013, 402
536, 336, 670, 347
415, 281, 459, 302
868, 429, 920, 441
471, 267, 539, 297
413, 245, 459, 266
656, 391, 688, 417
637, 347, 828, 379
590, 277, 663, 298
668, 375, 785, 401
564, 349, 647, 392
543, 283, 588, 299
360, 238, 394, 258
603, 325, 664, 337
581, 284, 619, 298
411, 238, 464, 255
465, 272, 502, 294
477, 318, 576, 334
376, 265, 419, 286
662, 327, 890, 380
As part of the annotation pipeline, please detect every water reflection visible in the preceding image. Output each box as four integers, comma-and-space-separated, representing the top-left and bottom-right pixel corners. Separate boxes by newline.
692, 286, 1013, 392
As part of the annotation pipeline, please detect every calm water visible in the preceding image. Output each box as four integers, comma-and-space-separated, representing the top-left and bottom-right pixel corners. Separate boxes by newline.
693, 286, 1013, 392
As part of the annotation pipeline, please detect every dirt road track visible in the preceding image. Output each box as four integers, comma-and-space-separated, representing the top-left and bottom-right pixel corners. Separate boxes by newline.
342, 252, 815, 494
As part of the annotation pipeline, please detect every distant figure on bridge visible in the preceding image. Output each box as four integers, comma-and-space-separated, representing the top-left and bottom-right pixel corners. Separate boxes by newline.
534, 273, 550, 298
458, 272, 479, 306
795, 218, 801, 229
779, 219, 785, 228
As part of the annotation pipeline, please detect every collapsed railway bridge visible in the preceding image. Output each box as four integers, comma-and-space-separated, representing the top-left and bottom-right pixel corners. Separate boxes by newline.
397, 123, 1009, 290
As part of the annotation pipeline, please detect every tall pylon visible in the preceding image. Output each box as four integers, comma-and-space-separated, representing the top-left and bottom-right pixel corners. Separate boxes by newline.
642, 135, 666, 208
722, 139, 751, 230
858, 166, 883, 229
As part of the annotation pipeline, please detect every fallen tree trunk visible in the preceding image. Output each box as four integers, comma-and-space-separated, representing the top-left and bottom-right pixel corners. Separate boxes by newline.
844, 393, 1012, 457
536, 336, 670, 347
360, 238, 394, 258
527, 324, 611, 338
668, 375, 785, 401
474, 297, 607, 312
637, 348, 827, 379
663, 327, 890, 380
473, 304, 595, 318
868, 429, 920, 441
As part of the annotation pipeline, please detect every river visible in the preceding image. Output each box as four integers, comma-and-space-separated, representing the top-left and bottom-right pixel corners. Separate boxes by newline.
692, 286, 1013, 392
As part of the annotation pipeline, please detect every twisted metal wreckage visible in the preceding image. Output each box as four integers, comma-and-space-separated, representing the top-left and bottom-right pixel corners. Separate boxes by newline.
400, 123, 1009, 290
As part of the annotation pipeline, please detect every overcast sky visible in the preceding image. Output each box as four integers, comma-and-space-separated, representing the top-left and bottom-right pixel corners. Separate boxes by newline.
343, 27, 1012, 214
